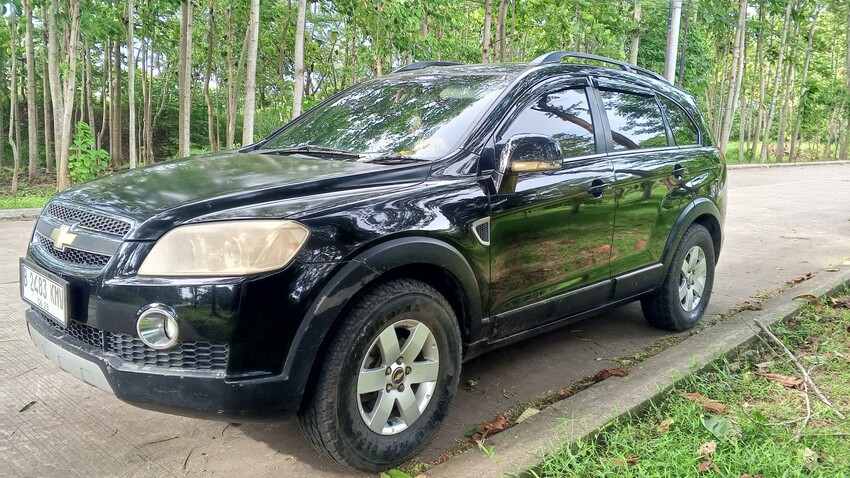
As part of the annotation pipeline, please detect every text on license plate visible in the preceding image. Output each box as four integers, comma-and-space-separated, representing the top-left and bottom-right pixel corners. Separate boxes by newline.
21, 264, 67, 326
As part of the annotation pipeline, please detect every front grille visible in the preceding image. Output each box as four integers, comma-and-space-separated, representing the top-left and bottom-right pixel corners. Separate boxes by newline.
37, 313, 228, 371
46, 203, 132, 237
56, 319, 105, 349
36, 233, 111, 268
105, 333, 229, 370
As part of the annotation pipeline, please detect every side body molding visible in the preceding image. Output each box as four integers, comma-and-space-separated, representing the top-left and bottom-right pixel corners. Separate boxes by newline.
281, 237, 484, 401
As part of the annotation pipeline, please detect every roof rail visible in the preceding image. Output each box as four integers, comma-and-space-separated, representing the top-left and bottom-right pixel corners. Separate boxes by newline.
529, 51, 669, 84
393, 61, 463, 73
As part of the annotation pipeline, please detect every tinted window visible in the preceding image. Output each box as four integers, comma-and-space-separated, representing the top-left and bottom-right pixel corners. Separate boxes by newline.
599, 90, 668, 150
659, 96, 699, 146
500, 88, 596, 159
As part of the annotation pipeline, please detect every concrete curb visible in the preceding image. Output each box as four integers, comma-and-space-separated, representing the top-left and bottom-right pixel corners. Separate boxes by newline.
427, 267, 850, 478
0, 207, 42, 221
728, 160, 849, 170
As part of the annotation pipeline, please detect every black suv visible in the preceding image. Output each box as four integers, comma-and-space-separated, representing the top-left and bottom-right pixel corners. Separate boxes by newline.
21, 52, 725, 471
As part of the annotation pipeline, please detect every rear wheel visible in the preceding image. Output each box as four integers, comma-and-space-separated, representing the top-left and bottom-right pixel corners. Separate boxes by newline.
298, 279, 462, 472
642, 224, 715, 331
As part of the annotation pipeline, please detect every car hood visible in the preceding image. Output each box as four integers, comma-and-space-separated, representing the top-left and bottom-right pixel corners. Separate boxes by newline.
54, 151, 431, 240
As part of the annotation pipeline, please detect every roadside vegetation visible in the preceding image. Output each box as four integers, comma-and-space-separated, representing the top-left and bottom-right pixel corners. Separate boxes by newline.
533, 289, 850, 477
0, 0, 848, 201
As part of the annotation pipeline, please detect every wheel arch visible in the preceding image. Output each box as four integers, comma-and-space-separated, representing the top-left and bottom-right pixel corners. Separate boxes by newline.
661, 198, 724, 274
284, 237, 483, 410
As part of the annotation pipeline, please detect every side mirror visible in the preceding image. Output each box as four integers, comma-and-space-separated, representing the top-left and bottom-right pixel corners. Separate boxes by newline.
494, 134, 562, 194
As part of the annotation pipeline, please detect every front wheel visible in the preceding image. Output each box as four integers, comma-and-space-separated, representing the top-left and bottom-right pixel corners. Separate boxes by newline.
298, 279, 462, 472
642, 224, 716, 331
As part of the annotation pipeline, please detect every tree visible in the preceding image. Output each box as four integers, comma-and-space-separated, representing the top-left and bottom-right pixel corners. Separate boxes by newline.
758, 0, 793, 164
663, 0, 682, 82
8, 13, 21, 195
718, 0, 747, 153
629, 0, 642, 65
292, 0, 307, 118
178, 0, 193, 158
23, 0, 38, 181
242, 0, 260, 146
482, 0, 492, 63
128, 0, 137, 168
46, 0, 82, 190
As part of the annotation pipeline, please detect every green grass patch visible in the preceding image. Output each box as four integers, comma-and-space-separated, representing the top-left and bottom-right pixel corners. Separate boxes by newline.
534, 290, 850, 477
0, 185, 56, 209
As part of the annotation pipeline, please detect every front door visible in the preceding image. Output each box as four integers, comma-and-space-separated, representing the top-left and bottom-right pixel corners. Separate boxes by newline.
488, 80, 616, 339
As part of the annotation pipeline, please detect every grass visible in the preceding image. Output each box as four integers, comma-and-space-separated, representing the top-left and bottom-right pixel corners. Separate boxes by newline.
724, 140, 840, 165
0, 168, 57, 210
533, 290, 850, 477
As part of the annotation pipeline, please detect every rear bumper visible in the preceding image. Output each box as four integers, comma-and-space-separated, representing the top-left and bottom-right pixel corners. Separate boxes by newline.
26, 309, 301, 420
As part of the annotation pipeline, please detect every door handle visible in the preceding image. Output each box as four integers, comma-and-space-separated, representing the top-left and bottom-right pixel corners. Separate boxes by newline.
587, 179, 612, 199
672, 164, 688, 180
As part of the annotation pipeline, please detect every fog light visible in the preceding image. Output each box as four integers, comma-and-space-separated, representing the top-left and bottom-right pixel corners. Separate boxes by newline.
136, 307, 180, 350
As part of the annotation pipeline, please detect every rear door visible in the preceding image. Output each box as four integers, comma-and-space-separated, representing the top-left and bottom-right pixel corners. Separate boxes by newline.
593, 78, 709, 299
488, 77, 616, 339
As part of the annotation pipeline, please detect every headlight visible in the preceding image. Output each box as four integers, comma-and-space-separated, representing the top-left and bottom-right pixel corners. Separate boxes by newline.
138, 220, 310, 277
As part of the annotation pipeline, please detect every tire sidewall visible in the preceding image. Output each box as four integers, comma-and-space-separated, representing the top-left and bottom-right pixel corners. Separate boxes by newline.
332, 289, 461, 470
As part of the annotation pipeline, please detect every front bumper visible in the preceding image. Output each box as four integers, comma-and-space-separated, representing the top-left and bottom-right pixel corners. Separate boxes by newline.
26, 309, 303, 420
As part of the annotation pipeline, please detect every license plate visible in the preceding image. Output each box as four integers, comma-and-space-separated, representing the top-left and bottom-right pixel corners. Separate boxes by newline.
20, 259, 69, 327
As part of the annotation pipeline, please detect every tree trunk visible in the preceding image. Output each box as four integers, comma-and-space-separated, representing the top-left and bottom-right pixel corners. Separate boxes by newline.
41, 56, 53, 173
292, 0, 307, 118
718, 0, 746, 153
482, 0, 492, 63
204, 0, 218, 151
750, 3, 766, 159
629, 0, 642, 65
111, 40, 123, 166
8, 15, 21, 195
0, 43, 5, 169
676, 0, 692, 87
226, 7, 236, 149
128, 0, 137, 168
840, 8, 850, 161
98, 45, 109, 151
738, 39, 747, 163
85, 43, 96, 145
759, 0, 793, 164
24, 0, 39, 182
775, 51, 797, 162
791, 10, 820, 161
278, 0, 293, 87
496, 0, 507, 62
178, 0, 194, 157
663, 0, 682, 82
242, 0, 260, 146
46, 0, 81, 190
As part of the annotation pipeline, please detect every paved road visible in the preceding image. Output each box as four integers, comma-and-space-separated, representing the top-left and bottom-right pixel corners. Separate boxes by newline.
2, 164, 849, 477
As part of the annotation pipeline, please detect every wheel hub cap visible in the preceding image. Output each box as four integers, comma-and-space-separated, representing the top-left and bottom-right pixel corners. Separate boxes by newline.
356, 319, 440, 436
678, 245, 707, 312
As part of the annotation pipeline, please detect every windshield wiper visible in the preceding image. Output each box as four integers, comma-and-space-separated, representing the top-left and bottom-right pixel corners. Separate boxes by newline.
255, 145, 362, 159
361, 155, 429, 165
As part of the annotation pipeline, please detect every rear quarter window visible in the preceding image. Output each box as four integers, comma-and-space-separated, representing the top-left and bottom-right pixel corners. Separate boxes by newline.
658, 96, 700, 146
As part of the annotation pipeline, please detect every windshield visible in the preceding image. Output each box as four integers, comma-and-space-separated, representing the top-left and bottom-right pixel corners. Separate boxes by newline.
260, 75, 510, 160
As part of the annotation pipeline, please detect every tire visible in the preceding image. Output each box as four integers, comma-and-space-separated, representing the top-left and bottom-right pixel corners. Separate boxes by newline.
641, 224, 715, 331
298, 278, 462, 472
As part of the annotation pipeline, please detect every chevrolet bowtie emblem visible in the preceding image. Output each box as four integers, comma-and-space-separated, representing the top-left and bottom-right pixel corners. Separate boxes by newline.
50, 224, 78, 251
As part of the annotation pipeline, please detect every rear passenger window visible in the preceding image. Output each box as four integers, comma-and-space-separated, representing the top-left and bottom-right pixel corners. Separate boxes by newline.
500, 88, 596, 159
599, 90, 669, 150
659, 97, 700, 146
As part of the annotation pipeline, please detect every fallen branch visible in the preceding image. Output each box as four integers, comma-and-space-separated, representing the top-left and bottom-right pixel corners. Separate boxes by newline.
795, 383, 812, 443
754, 319, 845, 420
